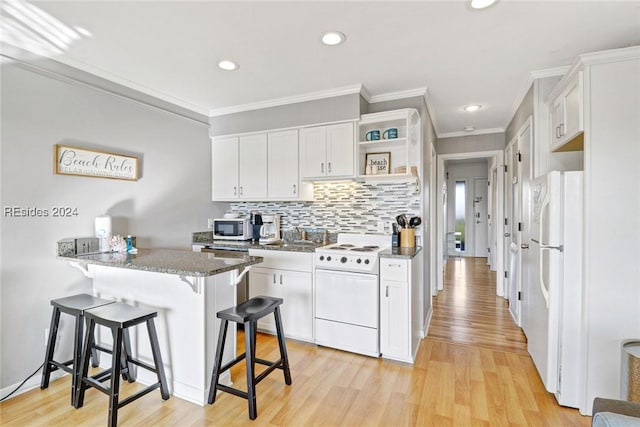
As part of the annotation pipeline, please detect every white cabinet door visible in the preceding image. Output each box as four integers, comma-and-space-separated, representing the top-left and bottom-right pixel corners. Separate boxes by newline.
268, 130, 299, 199
212, 136, 239, 200
563, 78, 583, 141
326, 122, 354, 177
379, 258, 411, 362
549, 71, 583, 152
247, 259, 313, 341
248, 267, 280, 331
380, 279, 410, 359
238, 134, 267, 199
299, 126, 327, 179
280, 270, 313, 341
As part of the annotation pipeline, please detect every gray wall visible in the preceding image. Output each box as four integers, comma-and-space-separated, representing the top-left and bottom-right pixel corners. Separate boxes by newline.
0, 64, 218, 391
505, 85, 534, 144
437, 132, 506, 155
209, 93, 360, 136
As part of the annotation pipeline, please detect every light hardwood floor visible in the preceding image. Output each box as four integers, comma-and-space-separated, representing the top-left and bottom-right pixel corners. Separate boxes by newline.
0, 257, 590, 426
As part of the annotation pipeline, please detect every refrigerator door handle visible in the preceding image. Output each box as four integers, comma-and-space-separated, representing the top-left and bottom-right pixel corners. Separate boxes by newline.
538, 194, 551, 309
531, 238, 564, 252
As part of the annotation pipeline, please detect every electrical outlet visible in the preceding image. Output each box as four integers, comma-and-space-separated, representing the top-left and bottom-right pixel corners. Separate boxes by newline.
207, 218, 214, 229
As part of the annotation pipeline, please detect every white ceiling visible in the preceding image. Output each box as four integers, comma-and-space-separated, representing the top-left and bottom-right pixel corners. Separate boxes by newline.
3, 1, 640, 137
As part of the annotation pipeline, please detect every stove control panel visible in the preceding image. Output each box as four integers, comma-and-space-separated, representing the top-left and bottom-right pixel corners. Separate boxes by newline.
314, 252, 378, 273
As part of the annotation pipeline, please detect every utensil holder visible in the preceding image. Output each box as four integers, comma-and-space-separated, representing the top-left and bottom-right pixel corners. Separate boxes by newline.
400, 228, 415, 248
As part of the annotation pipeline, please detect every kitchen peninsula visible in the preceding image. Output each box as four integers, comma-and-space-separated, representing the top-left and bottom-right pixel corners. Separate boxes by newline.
59, 248, 263, 405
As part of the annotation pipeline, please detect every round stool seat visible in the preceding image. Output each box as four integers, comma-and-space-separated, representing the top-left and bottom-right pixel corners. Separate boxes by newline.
217, 296, 283, 323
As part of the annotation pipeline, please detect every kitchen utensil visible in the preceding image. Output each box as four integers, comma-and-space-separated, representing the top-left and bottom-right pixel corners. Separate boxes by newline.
409, 217, 422, 228
396, 214, 406, 228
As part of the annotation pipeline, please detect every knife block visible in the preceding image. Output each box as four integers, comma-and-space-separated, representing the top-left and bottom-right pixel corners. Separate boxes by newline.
400, 228, 415, 248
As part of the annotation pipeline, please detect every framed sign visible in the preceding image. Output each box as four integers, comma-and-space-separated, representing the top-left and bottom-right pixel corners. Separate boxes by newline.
54, 144, 139, 181
365, 152, 390, 175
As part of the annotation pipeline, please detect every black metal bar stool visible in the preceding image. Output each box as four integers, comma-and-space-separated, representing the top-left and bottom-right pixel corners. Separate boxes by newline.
207, 295, 292, 420
74, 302, 170, 427
41, 293, 116, 405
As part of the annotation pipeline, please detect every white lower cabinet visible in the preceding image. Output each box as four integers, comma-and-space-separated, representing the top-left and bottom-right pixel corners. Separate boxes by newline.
248, 250, 313, 342
380, 257, 419, 363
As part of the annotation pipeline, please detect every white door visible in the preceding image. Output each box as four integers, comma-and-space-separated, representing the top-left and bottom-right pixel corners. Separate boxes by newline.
212, 136, 239, 200
326, 122, 354, 177
505, 138, 521, 324
380, 278, 409, 358
238, 134, 267, 199
519, 119, 534, 333
299, 126, 327, 179
268, 130, 299, 199
473, 177, 488, 257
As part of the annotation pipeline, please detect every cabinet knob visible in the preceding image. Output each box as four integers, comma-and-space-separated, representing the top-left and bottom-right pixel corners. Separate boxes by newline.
239, 186, 243, 196
321, 163, 324, 173
293, 184, 297, 194
279, 274, 283, 285
273, 274, 276, 284
385, 286, 389, 298
328, 162, 332, 173
233, 186, 237, 196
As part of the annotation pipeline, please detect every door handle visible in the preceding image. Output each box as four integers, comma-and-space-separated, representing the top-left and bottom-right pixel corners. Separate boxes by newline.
521, 243, 529, 250
279, 274, 283, 285
504, 232, 510, 237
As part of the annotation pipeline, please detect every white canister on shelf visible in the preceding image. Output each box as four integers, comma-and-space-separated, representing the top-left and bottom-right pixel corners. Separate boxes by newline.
95, 215, 112, 252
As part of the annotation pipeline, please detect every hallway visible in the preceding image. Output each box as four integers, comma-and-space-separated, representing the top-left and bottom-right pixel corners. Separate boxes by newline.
429, 257, 528, 354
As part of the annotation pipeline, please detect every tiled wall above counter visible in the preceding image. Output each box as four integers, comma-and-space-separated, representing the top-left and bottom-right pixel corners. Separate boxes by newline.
228, 180, 421, 234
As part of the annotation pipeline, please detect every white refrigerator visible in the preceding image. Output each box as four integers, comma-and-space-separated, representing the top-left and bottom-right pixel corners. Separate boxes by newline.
526, 170, 583, 408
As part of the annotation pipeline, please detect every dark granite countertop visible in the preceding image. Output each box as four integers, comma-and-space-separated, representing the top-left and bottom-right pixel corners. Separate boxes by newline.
380, 246, 423, 259
60, 248, 263, 277
192, 232, 323, 253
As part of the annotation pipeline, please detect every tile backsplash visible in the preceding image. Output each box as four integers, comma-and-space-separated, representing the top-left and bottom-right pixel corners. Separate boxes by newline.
229, 180, 421, 234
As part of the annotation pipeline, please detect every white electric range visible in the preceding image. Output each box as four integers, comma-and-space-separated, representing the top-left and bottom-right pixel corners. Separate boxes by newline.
313, 233, 390, 357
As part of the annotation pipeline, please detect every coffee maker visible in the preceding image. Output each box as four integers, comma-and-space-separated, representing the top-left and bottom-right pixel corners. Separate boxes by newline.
259, 214, 281, 244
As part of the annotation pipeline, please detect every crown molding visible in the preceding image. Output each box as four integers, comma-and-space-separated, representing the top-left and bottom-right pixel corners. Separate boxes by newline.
1, 44, 209, 124
208, 84, 364, 117
502, 65, 569, 131
368, 87, 427, 103
438, 127, 505, 139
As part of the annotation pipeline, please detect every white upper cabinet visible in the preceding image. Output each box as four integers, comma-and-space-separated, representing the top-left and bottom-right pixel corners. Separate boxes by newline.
212, 136, 239, 200
212, 130, 312, 201
549, 71, 584, 152
357, 109, 421, 183
299, 122, 355, 180
212, 134, 268, 201
268, 129, 304, 200
238, 134, 268, 199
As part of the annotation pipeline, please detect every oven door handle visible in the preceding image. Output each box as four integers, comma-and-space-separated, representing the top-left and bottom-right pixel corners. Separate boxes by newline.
314, 269, 377, 279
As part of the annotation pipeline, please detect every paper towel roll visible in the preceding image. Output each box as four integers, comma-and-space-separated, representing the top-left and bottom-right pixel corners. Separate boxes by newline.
95, 215, 112, 252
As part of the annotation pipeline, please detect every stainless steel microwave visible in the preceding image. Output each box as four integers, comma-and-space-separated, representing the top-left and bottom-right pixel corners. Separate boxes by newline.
212, 218, 252, 240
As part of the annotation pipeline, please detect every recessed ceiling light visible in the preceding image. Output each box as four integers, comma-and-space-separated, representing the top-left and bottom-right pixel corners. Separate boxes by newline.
471, 0, 496, 9
464, 104, 482, 112
464, 126, 475, 132
218, 60, 238, 71
322, 31, 346, 46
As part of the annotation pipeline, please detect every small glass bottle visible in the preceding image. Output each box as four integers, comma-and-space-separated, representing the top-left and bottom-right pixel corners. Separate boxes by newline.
126, 235, 133, 252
